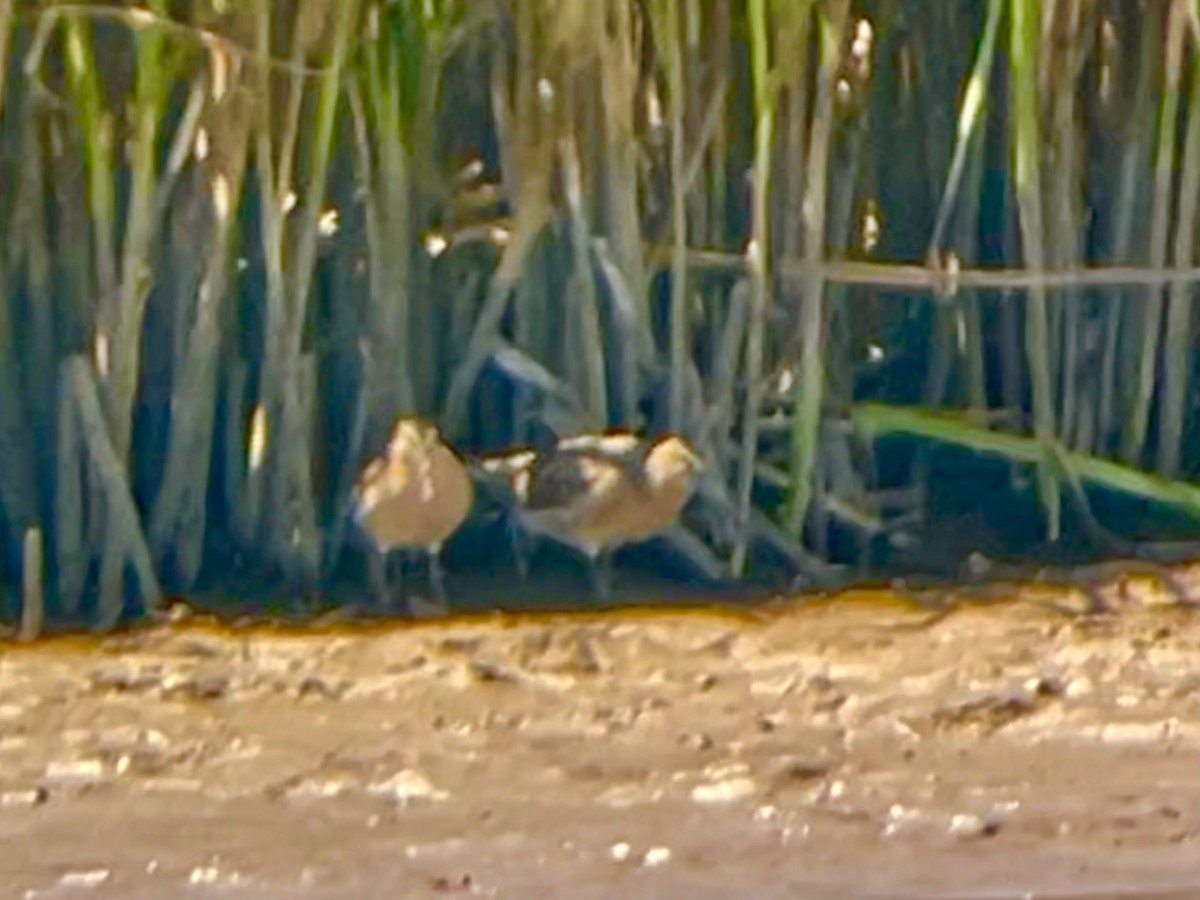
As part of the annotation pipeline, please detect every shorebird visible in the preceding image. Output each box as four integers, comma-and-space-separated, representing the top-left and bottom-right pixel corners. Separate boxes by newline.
479, 431, 705, 599
351, 417, 474, 614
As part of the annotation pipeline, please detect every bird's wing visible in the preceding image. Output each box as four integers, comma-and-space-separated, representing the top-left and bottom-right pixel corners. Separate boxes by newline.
523, 450, 626, 517
553, 438, 653, 494
352, 457, 388, 498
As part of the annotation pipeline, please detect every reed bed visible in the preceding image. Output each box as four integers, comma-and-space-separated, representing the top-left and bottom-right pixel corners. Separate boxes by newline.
0, 0, 1199, 631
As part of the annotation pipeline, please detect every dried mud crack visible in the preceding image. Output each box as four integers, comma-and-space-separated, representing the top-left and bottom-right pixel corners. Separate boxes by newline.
1, 583, 1198, 899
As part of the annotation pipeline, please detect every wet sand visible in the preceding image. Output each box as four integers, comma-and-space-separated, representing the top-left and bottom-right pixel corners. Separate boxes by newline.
1, 574, 1198, 899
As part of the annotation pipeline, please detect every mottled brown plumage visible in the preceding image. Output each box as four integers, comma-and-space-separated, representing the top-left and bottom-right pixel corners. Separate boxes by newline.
352, 418, 473, 613
481, 431, 704, 597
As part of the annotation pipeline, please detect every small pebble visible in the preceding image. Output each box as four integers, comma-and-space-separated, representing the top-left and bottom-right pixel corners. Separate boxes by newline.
642, 847, 671, 867
168, 673, 229, 701
286, 778, 353, 801
58, 869, 110, 889
297, 675, 348, 700
679, 732, 714, 752
189, 867, 219, 885
882, 804, 922, 837
756, 712, 787, 732
947, 812, 1001, 839
609, 842, 631, 862
1065, 677, 1093, 698
691, 777, 756, 805
142, 777, 203, 794
368, 770, 448, 805
41, 759, 105, 787
0, 787, 48, 808
89, 664, 162, 693
469, 658, 517, 683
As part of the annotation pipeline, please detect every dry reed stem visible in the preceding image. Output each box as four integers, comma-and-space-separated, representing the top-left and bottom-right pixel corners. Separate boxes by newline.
149, 74, 252, 587
561, 126, 609, 428
440, 1, 553, 438
599, 0, 648, 343
647, 249, 1200, 292
54, 365, 86, 616
18, 528, 44, 642
66, 357, 163, 622
0, 0, 12, 122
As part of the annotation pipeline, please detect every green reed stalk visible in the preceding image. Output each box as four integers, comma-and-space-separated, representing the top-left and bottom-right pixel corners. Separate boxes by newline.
1046, 0, 1085, 450
249, 0, 359, 579
1124, 0, 1185, 467
598, 0, 648, 423
440, 0, 552, 438
1096, 11, 1158, 457
0, 110, 39, 558
0, 0, 12, 123
240, 0, 286, 543
1157, 21, 1200, 477
1010, 0, 1060, 540
783, 0, 845, 539
928, 0, 1002, 253
730, 0, 775, 574
854, 402, 1200, 523
109, 0, 170, 466
66, 356, 163, 628
952, 119, 989, 417
60, 15, 117, 338
777, 1, 811, 258
659, 0, 690, 430
401, 0, 461, 413
360, 4, 416, 428
59, 7, 173, 626
149, 71, 252, 588
708, 0, 731, 251
562, 111, 609, 428
280, 0, 360, 573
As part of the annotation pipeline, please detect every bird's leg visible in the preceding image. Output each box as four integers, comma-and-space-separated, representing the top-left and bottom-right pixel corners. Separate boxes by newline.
389, 550, 407, 611
368, 549, 390, 611
402, 546, 450, 620
589, 548, 614, 602
509, 512, 530, 580
427, 543, 447, 603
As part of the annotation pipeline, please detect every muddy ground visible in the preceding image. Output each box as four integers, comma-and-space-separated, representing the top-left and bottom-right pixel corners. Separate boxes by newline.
0, 570, 1198, 899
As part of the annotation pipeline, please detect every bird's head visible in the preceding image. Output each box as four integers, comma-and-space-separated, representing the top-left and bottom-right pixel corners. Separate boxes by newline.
386, 417, 441, 458
644, 434, 705, 489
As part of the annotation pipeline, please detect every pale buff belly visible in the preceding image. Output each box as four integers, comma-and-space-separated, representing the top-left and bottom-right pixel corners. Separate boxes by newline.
357, 456, 473, 551
520, 484, 690, 556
